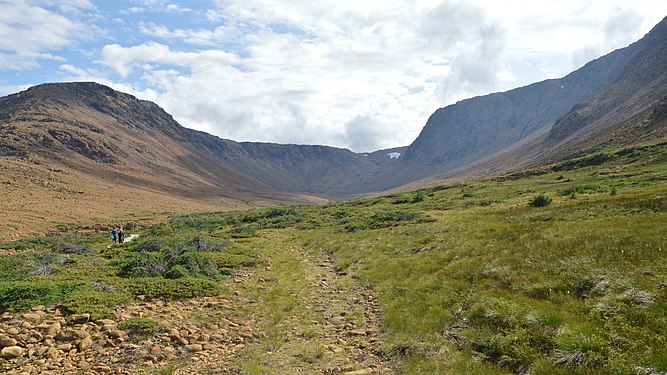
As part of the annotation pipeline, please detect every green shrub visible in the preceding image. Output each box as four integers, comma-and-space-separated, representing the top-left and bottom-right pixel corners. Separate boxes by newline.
114, 247, 219, 279
139, 239, 168, 253
0, 253, 35, 280
62, 288, 132, 318
557, 185, 602, 196
188, 234, 229, 252
53, 240, 93, 254
175, 251, 220, 279
231, 224, 258, 238
0, 281, 82, 310
529, 194, 553, 207
552, 153, 612, 171
369, 210, 425, 228
165, 265, 189, 279
412, 191, 425, 203
122, 278, 220, 300
114, 252, 168, 278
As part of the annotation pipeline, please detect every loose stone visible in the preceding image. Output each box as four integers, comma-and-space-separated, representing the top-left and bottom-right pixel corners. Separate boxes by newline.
0, 345, 24, 358
0, 336, 18, 347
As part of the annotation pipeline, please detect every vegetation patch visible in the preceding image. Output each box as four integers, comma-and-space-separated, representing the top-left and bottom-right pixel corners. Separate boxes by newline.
119, 317, 162, 338
529, 194, 553, 207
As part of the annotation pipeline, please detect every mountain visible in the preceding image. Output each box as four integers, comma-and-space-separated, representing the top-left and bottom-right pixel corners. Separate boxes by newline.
0, 82, 403, 237
379, 16, 667, 189
542, 16, 667, 154
2, 17, 667, 238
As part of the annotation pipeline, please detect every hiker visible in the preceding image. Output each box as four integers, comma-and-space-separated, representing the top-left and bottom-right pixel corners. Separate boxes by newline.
110, 227, 118, 244
118, 228, 125, 244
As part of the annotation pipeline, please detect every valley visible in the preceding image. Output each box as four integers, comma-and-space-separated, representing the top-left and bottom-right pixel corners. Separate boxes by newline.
1, 142, 665, 374
0, 12, 666, 375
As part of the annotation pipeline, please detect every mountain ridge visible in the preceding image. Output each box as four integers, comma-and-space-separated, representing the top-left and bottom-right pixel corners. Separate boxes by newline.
2, 17, 667, 238
379, 17, 664, 190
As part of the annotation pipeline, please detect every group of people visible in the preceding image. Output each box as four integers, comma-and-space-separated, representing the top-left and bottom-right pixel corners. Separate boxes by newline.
110, 227, 125, 244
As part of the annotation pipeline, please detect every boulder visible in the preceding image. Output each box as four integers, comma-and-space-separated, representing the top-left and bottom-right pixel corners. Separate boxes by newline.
185, 344, 203, 352
78, 337, 93, 351
67, 314, 90, 325
21, 313, 42, 322
0, 345, 24, 358
0, 337, 18, 347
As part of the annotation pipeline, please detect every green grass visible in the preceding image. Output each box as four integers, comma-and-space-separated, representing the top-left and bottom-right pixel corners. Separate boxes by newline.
1, 141, 666, 373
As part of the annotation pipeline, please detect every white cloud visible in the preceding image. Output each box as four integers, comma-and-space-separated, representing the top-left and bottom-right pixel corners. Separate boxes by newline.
98, 42, 239, 77
338, 115, 387, 153
165, 3, 192, 13
138, 23, 241, 47
121, 0, 191, 14
0, 0, 92, 71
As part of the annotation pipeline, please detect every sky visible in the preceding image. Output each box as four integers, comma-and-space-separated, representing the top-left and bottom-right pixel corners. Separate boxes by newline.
1, 1, 666, 152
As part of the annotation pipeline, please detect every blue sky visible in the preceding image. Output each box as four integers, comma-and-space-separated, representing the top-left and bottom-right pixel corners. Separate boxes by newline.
1, 1, 666, 152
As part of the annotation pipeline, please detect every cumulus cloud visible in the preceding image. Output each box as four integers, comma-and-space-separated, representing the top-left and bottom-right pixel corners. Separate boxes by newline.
98, 42, 240, 77
120, 0, 188, 14
338, 115, 387, 153
572, 8, 645, 68
0, 0, 93, 71
138, 23, 242, 47
91, 1, 462, 151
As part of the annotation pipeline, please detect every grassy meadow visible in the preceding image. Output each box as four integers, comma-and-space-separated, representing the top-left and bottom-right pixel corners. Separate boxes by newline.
1, 142, 666, 374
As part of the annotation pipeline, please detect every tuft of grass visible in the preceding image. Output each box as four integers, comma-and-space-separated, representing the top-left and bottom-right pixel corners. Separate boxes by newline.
118, 317, 161, 335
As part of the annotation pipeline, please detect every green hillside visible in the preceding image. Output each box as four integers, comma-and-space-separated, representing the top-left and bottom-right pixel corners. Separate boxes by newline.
1, 142, 665, 374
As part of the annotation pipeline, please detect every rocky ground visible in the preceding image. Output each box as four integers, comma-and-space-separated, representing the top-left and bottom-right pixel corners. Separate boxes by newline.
0, 238, 392, 374
0, 297, 248, 374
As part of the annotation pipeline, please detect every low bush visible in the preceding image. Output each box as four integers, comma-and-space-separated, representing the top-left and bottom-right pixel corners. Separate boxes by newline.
0, 253, 36, 280
189, 234, 230, 252
113, 249, 219, 280
231, 224, 258, 238
557, 185, 602, 196
552, 153, 612, 171
0, 281, 82, 311
122, 278, 220, 300
62, 287, 132, 318
529, 194, 553, 207
114, 252, 169, 278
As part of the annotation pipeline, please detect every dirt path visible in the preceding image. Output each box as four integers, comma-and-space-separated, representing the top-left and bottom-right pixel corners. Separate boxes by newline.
175, 232, 391, 374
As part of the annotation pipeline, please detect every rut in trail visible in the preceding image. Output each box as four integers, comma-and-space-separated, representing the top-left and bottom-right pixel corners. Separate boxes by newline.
198, 239, 393, 374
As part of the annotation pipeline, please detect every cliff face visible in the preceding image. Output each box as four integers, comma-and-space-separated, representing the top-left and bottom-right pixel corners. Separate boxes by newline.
378, 17, 665, 189
543, 17, 667, 149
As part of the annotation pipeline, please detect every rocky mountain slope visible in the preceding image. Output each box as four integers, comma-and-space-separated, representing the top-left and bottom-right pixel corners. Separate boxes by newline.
542, 16, 667, 153
0, 82, 400, 199
379, 15, 667, 189
0, 82, 401, 237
